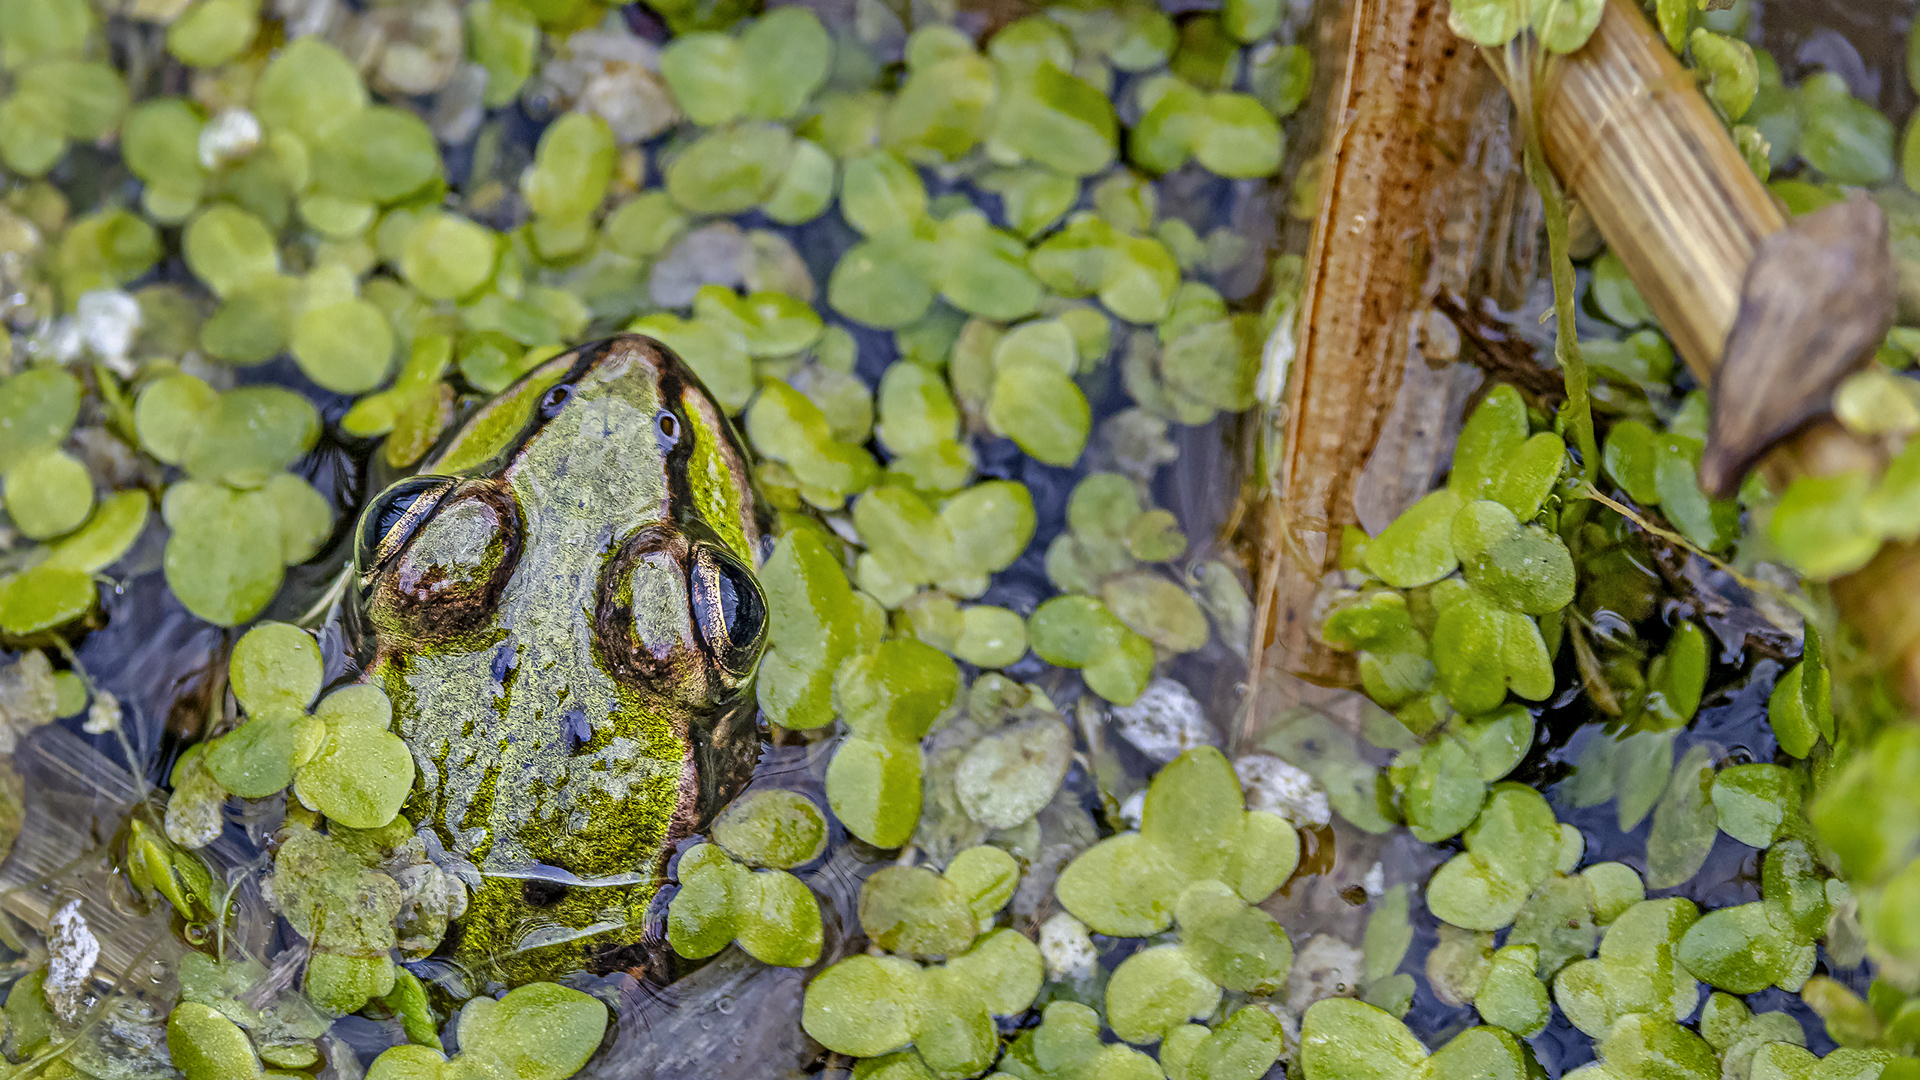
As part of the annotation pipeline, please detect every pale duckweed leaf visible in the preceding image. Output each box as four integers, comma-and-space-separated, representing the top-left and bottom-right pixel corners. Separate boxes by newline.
1646, 744, 1720, 890
1053, 831, 1181, 937
1703, 194, 1895, 499
627, 314, 753, 412
1800, 75, 1896, 186
1447, 0, 1524, 47
1452, 500, 1576, 615
955, 715, 1072, 829
711, 789, 828, 869
1396, 736, 1487, 844
1506, 873, 1598, 979
0, 369, 81, 471
1692, 30, 1759, 121
692, 286, 824, 358
1533, 0, 1603, 53
660, 33, 748, 126
761, 139, 836, 225
828, 229, 938, 330
1162, 1006, 1285, 1080
1711, 763, 1800, 849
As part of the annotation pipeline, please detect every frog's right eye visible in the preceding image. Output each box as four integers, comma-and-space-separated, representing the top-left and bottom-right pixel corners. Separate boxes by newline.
357, 476, 456, 573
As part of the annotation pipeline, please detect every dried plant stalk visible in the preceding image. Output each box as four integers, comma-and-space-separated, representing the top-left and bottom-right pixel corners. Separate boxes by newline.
1527, 0, 1920, 704
1257, 0, 1501, 687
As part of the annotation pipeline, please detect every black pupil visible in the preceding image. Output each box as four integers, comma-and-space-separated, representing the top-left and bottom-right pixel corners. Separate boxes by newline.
703, 555, 765, 656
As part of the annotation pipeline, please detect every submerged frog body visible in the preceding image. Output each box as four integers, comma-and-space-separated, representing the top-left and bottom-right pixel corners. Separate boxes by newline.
347, 335, 769, 987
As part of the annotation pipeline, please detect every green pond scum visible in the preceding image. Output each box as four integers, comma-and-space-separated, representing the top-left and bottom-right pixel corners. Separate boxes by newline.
2, 0, 1920, 1077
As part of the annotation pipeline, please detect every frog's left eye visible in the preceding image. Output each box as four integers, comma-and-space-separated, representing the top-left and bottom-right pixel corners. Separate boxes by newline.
689, 545, 766, 676
357, 476, 456, 573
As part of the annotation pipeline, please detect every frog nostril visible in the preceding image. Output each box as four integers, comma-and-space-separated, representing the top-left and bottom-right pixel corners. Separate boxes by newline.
540, 384, 574, 418
561, 708, 592, 754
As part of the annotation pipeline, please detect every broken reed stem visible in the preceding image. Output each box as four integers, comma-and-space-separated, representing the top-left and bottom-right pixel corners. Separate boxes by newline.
1519, 0, 1920, 707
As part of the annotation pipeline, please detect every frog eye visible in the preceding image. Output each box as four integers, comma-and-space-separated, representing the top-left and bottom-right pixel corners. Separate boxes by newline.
689, 544, 767, 676
357, 476, 456, 573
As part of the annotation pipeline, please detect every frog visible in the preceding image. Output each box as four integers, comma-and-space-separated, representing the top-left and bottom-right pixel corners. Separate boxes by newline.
344, 334, 771, 989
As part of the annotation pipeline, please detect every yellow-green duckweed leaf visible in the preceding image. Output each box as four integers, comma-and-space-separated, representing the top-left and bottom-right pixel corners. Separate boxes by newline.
1396, 735, 1487, 844
1028, 594, 1154, 703
522, 111, 615, 224
934, 210, 1041, 321
308, 105, 440, 205
201, 273, 301, 365
3, 448, 91, 540
161, 481, 286, 626
692, 286, 823, 358
399, 212, 496, 300
123, 98, 207, 209
254, 37, 366, 142
166, 0, 258, 67
712, 789, 827, 869
467, 1, 539, 107
1176, 880, 1293, 994
660, 33, 746, 126
829, 228, 938, 329
952, 605, 1027, 668
292, 298, 395, 393
451, 982, 608, 1080
167, 1002, 264, 1080
230, 621, 322, 716
1712, 757, 1797, 849
1427, 784, 1562, 932
1475, 945, 1549, 1037
665, 122, 794, 215
1452, 500, 1576, 615
1300, 998, 1429, 1080
1692, 29, 1758, 121
826, 735, 924, 849
0, 0, 92, 68
1054, 831, 1181, 936
1768, 470, 1880, 580
0, 565, 94, 636
740, 7, 832, 120
987, 364, 1089, 467
56, 208, 159, 302
1364, 488, 1464, 588
667, 843, 741, 959
860, 864, 977, 958
761, 138, 835, 225
293, 684, 409, 829
756, 531, 881, 729
45, 489, 149, 573
184, 386, 321, 487
1192, 93, 1282, 178
801, 954, 924, 1057
1105, 944, 1220, 1045
989, 56, 1117, 178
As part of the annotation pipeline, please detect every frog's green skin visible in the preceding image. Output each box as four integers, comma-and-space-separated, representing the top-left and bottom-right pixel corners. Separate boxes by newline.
347, 335, 770, 988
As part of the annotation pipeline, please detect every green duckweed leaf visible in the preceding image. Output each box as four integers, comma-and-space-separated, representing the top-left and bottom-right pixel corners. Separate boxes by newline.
293, 684, 410, 829
0, 369, 81, 472
1299, 998, 1429, 1080
1364, 488, 1464, 588
712, 789, 827, 869
801, 954, 924, 1057
1646, 744, 1719, 890
1104, 944, 1220, 1045
4, 448, 91, 540
1712, 763, 1800, 849
1176, 880, 1293, 995
161, 481, 286, 626
1427, 784, 1562, 932
860, 865, 977, 959
230, 621, 322, 717
665, 122, 794, 215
